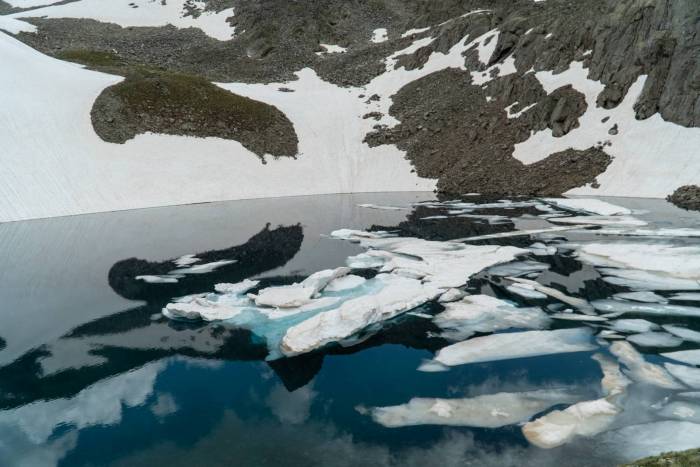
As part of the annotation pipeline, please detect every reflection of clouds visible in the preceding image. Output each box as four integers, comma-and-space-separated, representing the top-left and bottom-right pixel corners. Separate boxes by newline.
265, 383, 317, 425
0, 361, 164, 445
106, 409, 657, 467
151, 393, 178, 420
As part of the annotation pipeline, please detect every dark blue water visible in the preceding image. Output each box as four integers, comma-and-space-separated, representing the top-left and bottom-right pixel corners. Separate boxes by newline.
1, 193, 699, 467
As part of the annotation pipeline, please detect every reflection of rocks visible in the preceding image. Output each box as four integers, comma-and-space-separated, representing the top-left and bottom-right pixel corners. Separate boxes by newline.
108, 224, 303, 301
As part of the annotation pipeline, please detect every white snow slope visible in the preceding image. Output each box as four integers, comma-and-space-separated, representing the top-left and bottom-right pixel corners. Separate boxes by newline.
0, 32, 436, 222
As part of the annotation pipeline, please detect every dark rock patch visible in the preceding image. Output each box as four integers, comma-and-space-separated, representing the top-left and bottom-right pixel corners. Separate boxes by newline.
667, 185, 700, 212
366, 68, 610, 195
91, 67, 298, 159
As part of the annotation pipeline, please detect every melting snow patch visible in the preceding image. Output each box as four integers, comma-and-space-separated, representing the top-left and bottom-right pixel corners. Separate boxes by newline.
371, 28, 388, 43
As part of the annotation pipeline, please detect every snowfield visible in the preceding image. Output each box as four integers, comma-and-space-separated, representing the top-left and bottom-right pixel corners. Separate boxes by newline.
0, 33, 435, 222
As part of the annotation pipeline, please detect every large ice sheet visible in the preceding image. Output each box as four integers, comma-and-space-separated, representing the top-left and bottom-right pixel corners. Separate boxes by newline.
280, 274, 442, 356
601, 421, 700, 461
369, 390, 581, 428
427, 328, 596, 368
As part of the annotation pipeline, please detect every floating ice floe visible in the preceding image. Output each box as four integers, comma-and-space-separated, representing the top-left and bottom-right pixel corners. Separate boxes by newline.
171, 259, 237, 275
609, 319, 660, 334
551, 313, 608, 322
280, 274, 442, 356
522, 353, 628, 448
542, 198, 632, 216
613, 291, 668, 304
424, 328, 596, 369
576, 243, 700, 280
599, 268, 700, 291
663, 325, 700, 344
508, 277, 595, 314
549, 216, 647, 227
627, 332, 683, 348
136, 275, 179, 284
506, 283, 549, 300
432, 295, 551, 341
437, 288, 467, 303
523, 398, 620, 449
214, 279, 260, 294
324, 274, 366, 292
661, 350, 700, 367
663, 364, 700, 389
658, 401, 700, 423
592, 300, 700, 318
174, 254, 200, 267
609, 341, 683, 389
453, 225, 595, 242
672, 293, 700, 302
253, 268, 350, 308
369, 389, 581, 428
528, 242, 558, 256
163, 295, 248, 321
486, 261, 549, 277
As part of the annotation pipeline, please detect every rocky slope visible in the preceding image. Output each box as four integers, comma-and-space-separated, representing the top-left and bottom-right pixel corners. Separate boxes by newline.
0, 0, 698, 220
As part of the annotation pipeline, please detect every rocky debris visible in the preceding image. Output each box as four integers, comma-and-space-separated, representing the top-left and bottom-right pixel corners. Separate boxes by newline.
366, 68, 610, 195
667, 185, 700, 212
91, 68, 298, 159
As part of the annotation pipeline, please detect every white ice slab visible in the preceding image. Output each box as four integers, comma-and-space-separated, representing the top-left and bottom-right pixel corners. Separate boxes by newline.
627, 332, 683, 348
593, 300, 700, 318
609, 319, 660, 334
428, 328, 596, 368
658, 402, 700, 423
663, 325, 700, 344
549, 216, 647, 227
370, 389, 580, 428
613, 291, 668, 304
664, 363, 700, 389
662, 350, 700, 367
542, 199, 631, 216
609, 341, 683, 389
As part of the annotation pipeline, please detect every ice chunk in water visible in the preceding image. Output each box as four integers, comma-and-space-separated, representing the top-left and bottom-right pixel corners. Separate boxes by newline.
163, 298, 247, 321
613, 291, 668, 304
171, 259, 237, 274
627, 332, 683, 348
369, 389, 581, 428
432, 295, 550, 341
664, 364, 700, 389
214, 279, 260, 294
280, 274, 442, 356
428, 328, 596, 368
576, 243, 700, 280
610, 319, 660, 333
254, 267, 350, 308
551, 313, 608, 322
663, 325, 700, 344
506, 283, 549, 299
438, 288, 467, 303
486, 261, 549, 277
592, 353, 630, 398
672, 293, 700, 302
509, 277, 595, 314
600, 268, 700, 291
522, 398, 620, 449
609, 341, 683, 389
661, 349, 700, 366
593, 300, 700, 318
136, 275, 179, 284
324, 274, 366, 292
658, 401, 700, 423
542, 198, 632, 216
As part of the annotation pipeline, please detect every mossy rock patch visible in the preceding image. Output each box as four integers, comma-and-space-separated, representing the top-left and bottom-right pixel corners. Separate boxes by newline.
91, 67, 298, 160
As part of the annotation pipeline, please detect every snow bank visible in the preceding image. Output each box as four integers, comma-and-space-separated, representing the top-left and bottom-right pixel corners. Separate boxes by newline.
6, 0, 236, 40
513, 61, 700, 198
